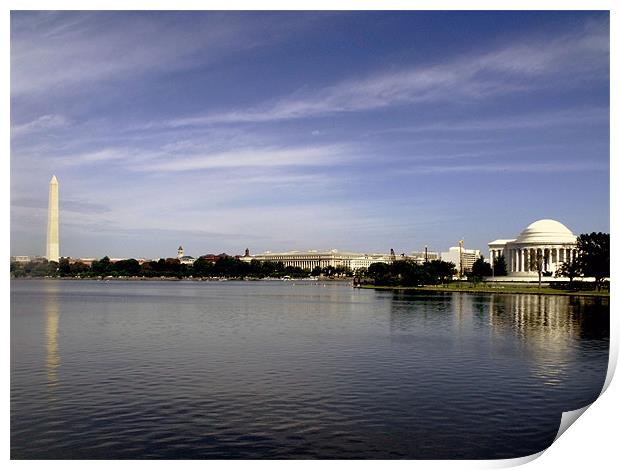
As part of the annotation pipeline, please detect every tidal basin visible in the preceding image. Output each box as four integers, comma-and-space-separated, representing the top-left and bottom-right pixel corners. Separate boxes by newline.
11, 279, 609, 459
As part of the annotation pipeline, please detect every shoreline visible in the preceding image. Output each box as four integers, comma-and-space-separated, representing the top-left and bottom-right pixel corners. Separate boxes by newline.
10, 276, 350, 283
358, 284, 609, 297
10, 277, 609, 297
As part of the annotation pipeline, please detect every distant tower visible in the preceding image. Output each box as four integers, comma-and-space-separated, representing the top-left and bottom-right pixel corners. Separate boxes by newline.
46, 175, 59, 262
177, 246, 184, 258
245, 248, 250, 257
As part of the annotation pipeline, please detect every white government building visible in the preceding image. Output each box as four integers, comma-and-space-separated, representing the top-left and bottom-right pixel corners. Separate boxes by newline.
239, 249, 394, 271
239, 248, 443, 272
488, 219, 578, 276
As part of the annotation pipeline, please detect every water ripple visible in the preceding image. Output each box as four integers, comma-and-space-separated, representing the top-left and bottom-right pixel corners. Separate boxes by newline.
11, 280, 609, 459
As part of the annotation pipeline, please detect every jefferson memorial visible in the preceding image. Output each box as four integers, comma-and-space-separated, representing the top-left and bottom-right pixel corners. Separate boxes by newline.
488, 219, 578, 276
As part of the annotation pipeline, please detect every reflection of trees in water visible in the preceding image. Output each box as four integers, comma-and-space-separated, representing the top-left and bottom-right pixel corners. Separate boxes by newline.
470, 294, 489, 317
44, 282, 61, 388
389, 291, 457, 332
567, 296, 610, 342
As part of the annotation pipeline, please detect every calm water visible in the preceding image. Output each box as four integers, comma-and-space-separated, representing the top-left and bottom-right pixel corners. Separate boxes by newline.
11, 279, 609, 459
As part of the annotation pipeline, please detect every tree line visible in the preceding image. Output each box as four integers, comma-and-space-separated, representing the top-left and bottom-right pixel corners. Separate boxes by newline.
10, 255, 350, 279
360, 259, 458, 287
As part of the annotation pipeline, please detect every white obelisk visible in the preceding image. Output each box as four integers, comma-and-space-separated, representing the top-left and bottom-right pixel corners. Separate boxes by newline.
46, 175, 60, 262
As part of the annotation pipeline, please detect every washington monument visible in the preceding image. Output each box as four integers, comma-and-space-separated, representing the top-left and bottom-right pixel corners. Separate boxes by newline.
46, 175, 59, 262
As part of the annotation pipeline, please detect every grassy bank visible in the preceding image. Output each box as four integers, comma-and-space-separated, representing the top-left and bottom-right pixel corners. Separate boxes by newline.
359, 283, 609, 297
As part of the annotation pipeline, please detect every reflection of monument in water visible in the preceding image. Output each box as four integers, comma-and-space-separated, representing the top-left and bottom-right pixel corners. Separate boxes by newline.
46, 175, 60, 262
387, 291, 607, 388
488, 294, 581, 342
488, 294, 587, 386
44, 283, 60, 387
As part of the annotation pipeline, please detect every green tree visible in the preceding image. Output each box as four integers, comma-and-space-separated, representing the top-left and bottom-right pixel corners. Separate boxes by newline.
471, 257, 492, 277
91, 256, 112, 276
113, 258, 141, 276
10, 262, 26, 277
331, 265, 352, 277
529, 250, 546, 289
70, 261, 89, 276
555, 258, 582, 289
577, 232, 609, 291
192, 258, 214, 277
425, 260, 456, 285
262, 261, 280, 277
46, 260, 59, 276
324, 265, 336, 276
353, 267, 368, 278
22, 260, 58, 277
10, 261, 49, 277
492, 254, 507, 276
139, 261, 157, 277
367, 262, 394, 285
58, 257, 72, 276
212, 256, 250, 278
368, 262, 389, 277
164, 258, 184, 278
249, 259, 263, 277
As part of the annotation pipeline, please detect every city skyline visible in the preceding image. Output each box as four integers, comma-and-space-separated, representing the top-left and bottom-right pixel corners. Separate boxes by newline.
11, 11, 610, 259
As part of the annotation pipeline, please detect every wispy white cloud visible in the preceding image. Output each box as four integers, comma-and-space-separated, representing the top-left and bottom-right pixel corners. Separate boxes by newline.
130, 145, 350, 173
63, 148, 133, 164
10, 12, 316, 97
11, 114, 69, 137
164, 20, 608, 128
40, 131, 354, 173
11, 11, 329, 97
380, 107, 609, 134
404, 161, 608, 175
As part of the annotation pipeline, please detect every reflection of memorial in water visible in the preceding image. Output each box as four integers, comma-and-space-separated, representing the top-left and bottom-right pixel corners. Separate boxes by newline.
488, 294, 592, 342
488, 294, 609, 387
386, 291, 608, 391
44, 283, 60, 388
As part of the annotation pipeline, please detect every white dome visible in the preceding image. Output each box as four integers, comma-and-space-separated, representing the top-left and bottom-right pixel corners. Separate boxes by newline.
515, 219, 576, 244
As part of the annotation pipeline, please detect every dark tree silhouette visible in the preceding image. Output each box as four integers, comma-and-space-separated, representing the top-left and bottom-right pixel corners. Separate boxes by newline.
555, 258, 582, 289
577, 232, 609, 290
425, 260, 457, 285
492, 254, 507, 276
471, 257, 492, 277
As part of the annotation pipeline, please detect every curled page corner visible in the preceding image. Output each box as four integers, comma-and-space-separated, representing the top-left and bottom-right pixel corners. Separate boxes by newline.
492, 405, 592, 469
600, 341, 618, 395
494, 449, 546, 468
554, 404, 591, 443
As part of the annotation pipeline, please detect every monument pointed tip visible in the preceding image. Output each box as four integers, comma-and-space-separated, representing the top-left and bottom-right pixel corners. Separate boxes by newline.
50, 175, 58, 183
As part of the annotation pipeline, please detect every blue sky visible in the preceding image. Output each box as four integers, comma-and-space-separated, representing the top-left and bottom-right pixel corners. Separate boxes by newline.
10, 11, 609, 259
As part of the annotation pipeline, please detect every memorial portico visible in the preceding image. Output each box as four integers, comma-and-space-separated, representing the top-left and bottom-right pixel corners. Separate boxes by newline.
488, 220, 577, 277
